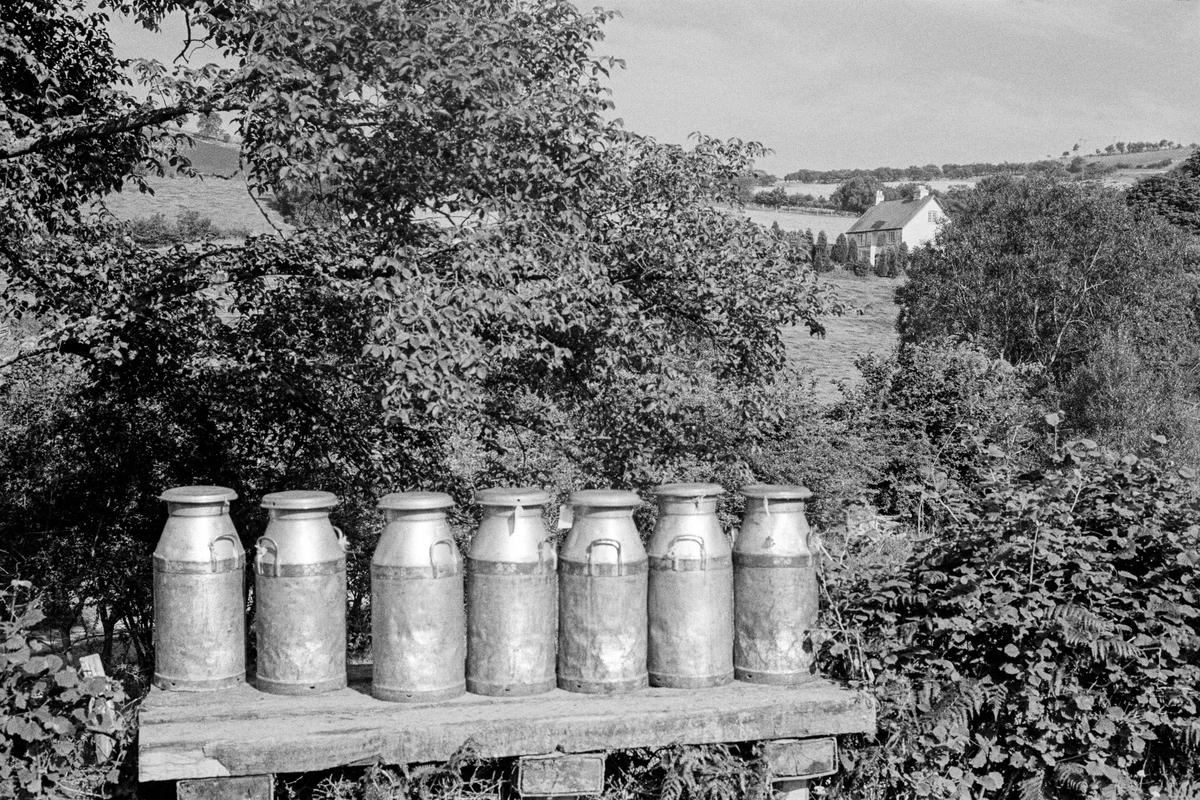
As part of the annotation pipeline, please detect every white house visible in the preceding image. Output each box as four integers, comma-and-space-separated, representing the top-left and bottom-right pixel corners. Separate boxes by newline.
845, 186, 948, 265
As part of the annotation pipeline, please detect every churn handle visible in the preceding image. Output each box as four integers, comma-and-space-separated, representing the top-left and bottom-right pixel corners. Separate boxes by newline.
255, 536, 280, 578
209, 533, 242, 565
429, 539, 456, 579
538, 537, 557, 571
332, 525, 348, 552
667, 534, 706, 571
585, 538, 622, 577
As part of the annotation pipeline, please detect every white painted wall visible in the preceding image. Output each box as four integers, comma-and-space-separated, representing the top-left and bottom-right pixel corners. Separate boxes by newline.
900, 197, 948, 248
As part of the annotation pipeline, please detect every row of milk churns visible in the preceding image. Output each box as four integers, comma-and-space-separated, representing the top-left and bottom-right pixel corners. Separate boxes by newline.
152, 483, 819, 697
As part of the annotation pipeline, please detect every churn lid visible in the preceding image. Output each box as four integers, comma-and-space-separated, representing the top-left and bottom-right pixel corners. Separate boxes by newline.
740, 484, 813, 501
568, 488, 642, 507
159, 485, 237, 504
653, 482, 725, 498
474, 487, 551, 507
260, 490, 340, 510
378, 491, 455, 511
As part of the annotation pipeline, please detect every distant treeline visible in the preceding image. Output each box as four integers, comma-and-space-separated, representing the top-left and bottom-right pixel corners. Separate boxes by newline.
783, 141, 1196, 183
784, 160, 1071, 183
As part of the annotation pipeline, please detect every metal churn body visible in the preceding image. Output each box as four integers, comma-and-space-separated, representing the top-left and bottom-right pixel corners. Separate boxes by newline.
733, 484, 818, 685
466, 488, 557, 696
558, 489, 648, 694
647, 483, 733, 688
254, 490, 347, 695
153, 486, 246, 691
372, 492, 465, 702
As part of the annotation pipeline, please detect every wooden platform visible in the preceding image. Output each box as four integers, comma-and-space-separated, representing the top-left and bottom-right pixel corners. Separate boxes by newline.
138, 668, 876, 782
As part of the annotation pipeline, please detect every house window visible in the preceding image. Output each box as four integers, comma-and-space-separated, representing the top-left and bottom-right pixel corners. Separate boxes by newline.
928, 211, 939, 223
876, 232, 886, 247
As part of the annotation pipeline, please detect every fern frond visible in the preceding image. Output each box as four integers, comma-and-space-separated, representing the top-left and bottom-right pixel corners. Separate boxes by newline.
1019, 771, 1045, 800
1053, 604, 1113, 636
1053, 762, 1088, 793
659, 772, 683, 800
1161, 776, 1200, 800
921, 679, 988, 734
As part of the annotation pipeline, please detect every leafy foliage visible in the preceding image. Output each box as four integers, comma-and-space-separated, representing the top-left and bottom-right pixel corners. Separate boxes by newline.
821, 424, 1200, 800
897, 175, 1200, 455
0, 0, 835, 675
1, 581, 132, 799
1126, 150, 1200, 236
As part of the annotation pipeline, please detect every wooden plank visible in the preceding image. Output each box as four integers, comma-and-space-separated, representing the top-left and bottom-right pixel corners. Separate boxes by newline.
138, 676, 875, 783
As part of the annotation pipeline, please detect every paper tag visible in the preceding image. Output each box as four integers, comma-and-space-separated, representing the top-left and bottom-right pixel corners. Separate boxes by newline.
557, 504, 574, 530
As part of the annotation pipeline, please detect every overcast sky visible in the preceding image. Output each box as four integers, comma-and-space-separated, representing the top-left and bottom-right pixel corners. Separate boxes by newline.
108, 1, 1200, 175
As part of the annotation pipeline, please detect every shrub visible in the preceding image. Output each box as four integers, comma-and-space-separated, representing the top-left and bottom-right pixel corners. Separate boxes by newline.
835, 340, 1045, 518
820, 429, 1200, 800
1, 581, 133, 799
127, 210, 246, 245
897, 175, 1200, 459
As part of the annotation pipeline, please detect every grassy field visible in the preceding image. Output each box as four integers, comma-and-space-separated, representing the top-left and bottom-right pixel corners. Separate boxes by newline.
741, 205, 857, 236
99, 175, 289, 236
784, 272, 901, 403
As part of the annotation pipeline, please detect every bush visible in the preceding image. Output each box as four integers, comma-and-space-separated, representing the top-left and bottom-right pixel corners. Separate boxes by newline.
820, 428, 1200, 800
836, 340, 1045, 518
127, 210, 247, 245
897, 175, 1200, 459
1, 581, 133, 799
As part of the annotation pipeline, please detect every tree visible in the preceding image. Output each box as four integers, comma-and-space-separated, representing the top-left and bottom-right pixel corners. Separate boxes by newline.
831, 176, 885, 213
196, 111, 223, 139
1126, 150, 1200, 235
830, 233, 848, 264
813, 230, 830, 272
897, 175, 1200, 448
0, 0, 838, 668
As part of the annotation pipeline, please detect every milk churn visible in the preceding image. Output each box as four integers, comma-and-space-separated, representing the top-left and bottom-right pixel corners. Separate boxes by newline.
372, 492, 465, 702
254, 490, 347, 695
647, 483, 733, 688
733, 484, 818, 684
153, 486, 246, 691
558, 489, 648, 694
465, 488, 557, 696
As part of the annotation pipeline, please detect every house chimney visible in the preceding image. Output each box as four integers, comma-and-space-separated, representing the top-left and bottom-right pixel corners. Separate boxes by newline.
915, 184, 929, 200
874, 190, 885, 206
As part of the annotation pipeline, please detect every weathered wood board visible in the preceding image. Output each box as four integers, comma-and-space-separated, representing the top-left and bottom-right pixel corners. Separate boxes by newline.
139, 671, 875, 783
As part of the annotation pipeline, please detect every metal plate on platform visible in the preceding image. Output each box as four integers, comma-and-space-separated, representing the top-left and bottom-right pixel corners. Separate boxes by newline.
518, 753, 605, 797
762, 737, 838, 780
178, 775, 274, 800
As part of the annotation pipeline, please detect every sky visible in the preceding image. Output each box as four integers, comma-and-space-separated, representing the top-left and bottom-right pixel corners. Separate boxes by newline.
107, 0, 1200, 175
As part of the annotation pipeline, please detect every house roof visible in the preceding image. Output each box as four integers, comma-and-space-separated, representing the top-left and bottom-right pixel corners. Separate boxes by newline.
846, 195, 937, 234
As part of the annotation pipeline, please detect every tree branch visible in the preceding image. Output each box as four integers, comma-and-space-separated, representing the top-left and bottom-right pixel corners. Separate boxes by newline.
0, 344, 58, 372
0, 103, 218, 161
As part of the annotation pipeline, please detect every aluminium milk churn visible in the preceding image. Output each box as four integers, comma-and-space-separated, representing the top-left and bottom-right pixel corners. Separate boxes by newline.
557, 489, 648, 694
254, 490, 347, 694
372, 492, 465, 702
466, 488, 557, 696
647, 483, 733, 688
733, 484, 818, 684
153, 486, 246, 691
